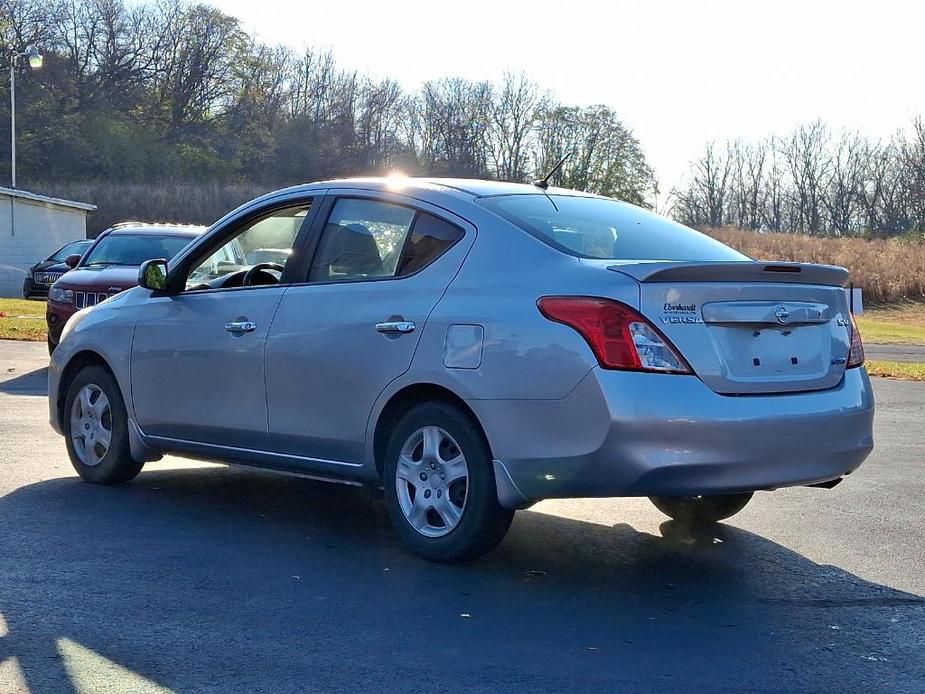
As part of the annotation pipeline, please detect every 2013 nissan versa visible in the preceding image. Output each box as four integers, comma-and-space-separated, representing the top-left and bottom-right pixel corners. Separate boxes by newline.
48, 177, 874, 561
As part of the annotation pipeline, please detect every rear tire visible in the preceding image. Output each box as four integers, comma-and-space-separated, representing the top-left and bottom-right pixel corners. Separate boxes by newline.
383, 401, 514, 562
649, 492, 753, 524
47, 336, 56, 356
63, 365, 143, 484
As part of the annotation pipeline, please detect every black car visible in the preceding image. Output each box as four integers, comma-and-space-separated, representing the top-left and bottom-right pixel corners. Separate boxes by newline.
22, 239, 93, 299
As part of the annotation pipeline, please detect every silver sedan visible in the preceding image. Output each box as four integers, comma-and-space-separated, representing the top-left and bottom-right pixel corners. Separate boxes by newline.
48, 178, 874, 561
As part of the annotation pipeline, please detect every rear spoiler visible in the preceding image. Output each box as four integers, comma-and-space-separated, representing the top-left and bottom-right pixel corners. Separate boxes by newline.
608, 261, 849, 287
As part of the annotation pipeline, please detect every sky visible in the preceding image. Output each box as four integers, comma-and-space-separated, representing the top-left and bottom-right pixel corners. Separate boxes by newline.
212, 0, 925, 195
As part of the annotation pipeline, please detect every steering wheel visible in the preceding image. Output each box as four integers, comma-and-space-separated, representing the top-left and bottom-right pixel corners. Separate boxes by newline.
242, 262, 285, 286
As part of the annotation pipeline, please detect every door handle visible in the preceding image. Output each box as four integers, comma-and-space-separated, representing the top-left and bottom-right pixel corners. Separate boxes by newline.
376, 320, 415, 334
225, 320, 257, 334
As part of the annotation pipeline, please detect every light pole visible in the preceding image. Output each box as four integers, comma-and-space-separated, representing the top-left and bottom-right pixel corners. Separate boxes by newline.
9, 46, 43, 189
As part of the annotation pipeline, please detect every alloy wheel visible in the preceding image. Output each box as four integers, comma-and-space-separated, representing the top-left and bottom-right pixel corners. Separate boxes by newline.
69, 384, 112, 467
395, 426, 469, 538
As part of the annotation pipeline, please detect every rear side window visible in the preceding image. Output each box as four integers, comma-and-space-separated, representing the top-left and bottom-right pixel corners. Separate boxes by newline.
309, 199, 463, 282
396, 213, 463, 276
477, 194, 747, 261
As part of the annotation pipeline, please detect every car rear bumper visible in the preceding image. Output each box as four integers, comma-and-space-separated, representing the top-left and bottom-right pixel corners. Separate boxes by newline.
473, 366, 874, 507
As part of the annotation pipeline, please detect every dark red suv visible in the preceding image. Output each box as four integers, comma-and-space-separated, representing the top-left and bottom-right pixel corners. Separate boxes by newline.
47, 223, 205, 353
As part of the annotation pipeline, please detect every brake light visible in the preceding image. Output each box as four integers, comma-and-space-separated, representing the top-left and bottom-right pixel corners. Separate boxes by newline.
847, 314, 865, 368
538, 296, 691, 374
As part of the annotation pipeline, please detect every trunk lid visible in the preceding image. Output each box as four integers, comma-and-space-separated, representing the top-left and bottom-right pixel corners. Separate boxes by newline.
608, 261, 853, 395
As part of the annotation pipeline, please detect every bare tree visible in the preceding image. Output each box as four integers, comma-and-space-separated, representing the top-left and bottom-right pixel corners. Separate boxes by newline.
728, 139, 767, 230
899, 116, 925, 234
146, 2, 243, 133
762, 142, 788, 232
416, 77, 491, 177
673, 118, 925, 237
1, 0, 55, 60
859, 140, 909, 235
3, 0, 659, 195
824, 131, 867, 235
484, 72, 545, 182
535, 104, 651, 203
354, 77, 405, 171
672, 142, 730, 227
779, 121, 832, 234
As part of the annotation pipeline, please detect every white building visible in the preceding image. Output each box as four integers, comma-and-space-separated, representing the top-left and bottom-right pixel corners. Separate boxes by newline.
0, 187, 96, 298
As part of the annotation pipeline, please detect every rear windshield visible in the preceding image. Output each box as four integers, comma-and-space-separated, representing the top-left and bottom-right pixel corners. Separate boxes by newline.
478, 194, 747, 261
81, 234, 193, 267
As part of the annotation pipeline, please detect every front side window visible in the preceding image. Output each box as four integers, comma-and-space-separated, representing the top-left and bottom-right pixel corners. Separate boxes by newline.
187, 205, 309, 287
478, 194, 748, 262
309, 199, 463, 282
81, 234, 192, 267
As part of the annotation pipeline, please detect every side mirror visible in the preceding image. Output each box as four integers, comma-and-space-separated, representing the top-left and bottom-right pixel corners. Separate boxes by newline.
64, 254, 81, 269
138, 258, 169, 291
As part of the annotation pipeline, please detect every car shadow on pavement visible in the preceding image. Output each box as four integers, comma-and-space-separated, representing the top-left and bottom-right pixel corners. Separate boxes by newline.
0, 368, 48, 396
0, 465, 922, 693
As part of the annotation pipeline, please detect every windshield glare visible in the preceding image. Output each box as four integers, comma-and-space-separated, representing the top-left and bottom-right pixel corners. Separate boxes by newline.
82, 234, 192, 267
478, 194, 748, 261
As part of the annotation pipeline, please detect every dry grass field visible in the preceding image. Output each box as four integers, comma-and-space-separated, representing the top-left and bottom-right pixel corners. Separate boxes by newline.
705, 227, 925, 304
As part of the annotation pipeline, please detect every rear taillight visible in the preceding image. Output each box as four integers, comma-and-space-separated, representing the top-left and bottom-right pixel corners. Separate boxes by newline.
537, 296, 692, 374
847, 314, 865, 368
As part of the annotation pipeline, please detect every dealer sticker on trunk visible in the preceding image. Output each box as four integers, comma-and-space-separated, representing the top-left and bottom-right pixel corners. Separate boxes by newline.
661, 302, 703, 324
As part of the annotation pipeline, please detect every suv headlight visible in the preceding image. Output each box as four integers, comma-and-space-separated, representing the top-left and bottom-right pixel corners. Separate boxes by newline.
49, 287, 75, 304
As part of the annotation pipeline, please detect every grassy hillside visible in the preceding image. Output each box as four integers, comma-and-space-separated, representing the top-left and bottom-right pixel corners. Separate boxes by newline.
28, 181, 271, 235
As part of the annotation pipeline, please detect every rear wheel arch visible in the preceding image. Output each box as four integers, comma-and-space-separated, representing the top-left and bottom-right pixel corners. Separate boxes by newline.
373, 383, 490, 479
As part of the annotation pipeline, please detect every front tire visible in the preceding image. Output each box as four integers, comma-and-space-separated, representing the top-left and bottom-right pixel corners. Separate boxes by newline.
47, 336, 56, 356
63, 365, 143, 484
383, 402, 514, 562
649, 492, 753, 524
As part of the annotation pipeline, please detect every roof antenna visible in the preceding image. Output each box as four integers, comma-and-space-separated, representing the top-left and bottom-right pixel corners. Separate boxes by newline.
533, 152, 571, 190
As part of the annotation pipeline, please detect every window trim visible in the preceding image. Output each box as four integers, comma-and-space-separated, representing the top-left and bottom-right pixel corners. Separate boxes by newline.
297, 195, 466, 286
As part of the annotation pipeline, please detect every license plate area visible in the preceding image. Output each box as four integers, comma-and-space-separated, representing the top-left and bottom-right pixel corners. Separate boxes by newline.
708, 324, 831, 382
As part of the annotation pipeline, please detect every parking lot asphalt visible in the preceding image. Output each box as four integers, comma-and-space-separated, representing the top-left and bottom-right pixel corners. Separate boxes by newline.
864, 343, 925, 363
0, 339, 922, 693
